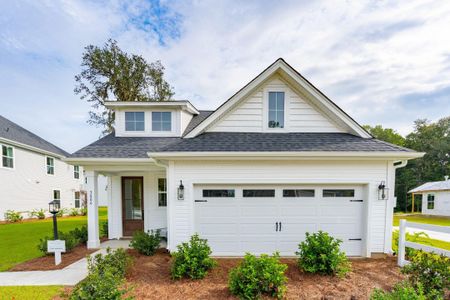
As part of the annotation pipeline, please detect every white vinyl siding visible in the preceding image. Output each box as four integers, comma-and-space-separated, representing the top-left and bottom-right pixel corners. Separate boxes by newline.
208, 76, 344, 133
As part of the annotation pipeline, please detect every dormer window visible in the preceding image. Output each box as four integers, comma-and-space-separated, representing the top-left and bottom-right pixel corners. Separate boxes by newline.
125, 112, 145, 131
152, 112, 171, 131
268, 91, 284, 128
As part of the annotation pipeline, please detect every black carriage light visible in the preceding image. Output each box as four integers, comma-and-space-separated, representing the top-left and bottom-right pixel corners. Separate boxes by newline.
48, 200, 60, 239
178, 180, 185, 200
378, 181, 389, 200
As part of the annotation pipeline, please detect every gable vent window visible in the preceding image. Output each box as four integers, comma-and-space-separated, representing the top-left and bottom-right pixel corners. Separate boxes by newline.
268, 91, 285, 128
203, 189, 235, 197
2, 145, 14, 168
152, 112, 171, 131
283, 189, 315, 197
323, 189, 355, 197
125, 112, 145, 131
243, 189, 275, 197
427, 194, 435, 209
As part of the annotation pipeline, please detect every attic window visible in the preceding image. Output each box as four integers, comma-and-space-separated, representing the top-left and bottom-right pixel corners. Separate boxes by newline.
152, 112, 171, 131
268, 92, 284, 128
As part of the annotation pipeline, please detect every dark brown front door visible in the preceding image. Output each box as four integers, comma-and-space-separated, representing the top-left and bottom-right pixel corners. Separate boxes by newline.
122, 177, 144, 236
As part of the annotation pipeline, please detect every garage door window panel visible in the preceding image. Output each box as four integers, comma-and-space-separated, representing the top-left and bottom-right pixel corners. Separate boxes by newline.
203, 189, 235, 197
243, 189, 275, 197
323, 189, 355, 197
283, 189, 315, 197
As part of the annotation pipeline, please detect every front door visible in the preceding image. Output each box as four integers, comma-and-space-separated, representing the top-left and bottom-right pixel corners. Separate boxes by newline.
122, 177, 144, 236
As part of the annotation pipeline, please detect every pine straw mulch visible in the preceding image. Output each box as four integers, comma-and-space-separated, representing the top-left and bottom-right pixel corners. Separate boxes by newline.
124, 249, 404, 300
8, 244, 96, 271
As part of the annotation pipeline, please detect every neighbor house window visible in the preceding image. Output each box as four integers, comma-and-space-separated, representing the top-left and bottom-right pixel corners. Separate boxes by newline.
323, 189, 355, 197
125, 112, 145, 131
203, 190, 235, 197
243, 189, 275, 197
427, 194, 435, 209
46, 157, 55, 175
53, 190, 61, 206
158, 178, 167, 207
1, 145, 14, 168
152, 112, 171, 131
74, 191, 80, 208
74, 165, 80, 179
268, 91, 284, 128
283, 189, 315, 197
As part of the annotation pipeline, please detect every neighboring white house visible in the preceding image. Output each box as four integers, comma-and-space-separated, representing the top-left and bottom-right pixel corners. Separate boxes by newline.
409, 176, 450, 216
67, 58, 424, 257
0, 115, 84, 220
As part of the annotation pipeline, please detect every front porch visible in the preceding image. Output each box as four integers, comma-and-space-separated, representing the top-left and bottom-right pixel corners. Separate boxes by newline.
84, 162, 168, 249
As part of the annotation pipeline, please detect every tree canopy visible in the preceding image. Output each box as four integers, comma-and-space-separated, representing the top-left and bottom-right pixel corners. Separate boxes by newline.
75, 39, 174, 134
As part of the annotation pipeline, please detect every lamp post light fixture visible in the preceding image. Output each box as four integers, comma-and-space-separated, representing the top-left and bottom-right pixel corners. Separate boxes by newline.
48, 200, 60, 240
177, 180, 185, 200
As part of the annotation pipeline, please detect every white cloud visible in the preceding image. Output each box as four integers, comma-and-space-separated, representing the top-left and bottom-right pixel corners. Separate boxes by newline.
1, 0, 450, 152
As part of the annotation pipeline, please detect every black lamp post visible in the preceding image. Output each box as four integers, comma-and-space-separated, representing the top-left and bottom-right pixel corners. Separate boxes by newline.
48, 200, 60, 240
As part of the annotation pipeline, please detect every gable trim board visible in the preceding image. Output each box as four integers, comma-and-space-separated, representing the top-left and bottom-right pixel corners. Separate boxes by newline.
185, 58, 371, 138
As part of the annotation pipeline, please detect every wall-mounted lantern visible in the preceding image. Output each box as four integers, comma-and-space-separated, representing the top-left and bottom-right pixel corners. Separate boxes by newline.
177, 180, 185, 200
378, 181, 389, 200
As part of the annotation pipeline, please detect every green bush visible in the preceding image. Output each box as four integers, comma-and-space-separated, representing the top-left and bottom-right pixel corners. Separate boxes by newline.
229, 252, 287, 300
101, 221, 108, 238
392, 230, 431, 258
130, 230, 161, 256
29, 209, 46, 219
296, 231, 351, 277
72, 226, 88, 244
37, 231, 80, 254
4, 210, 23, 222
171, 234, 216, 279
56, 208, 68, 217
79, 207, 87, 216
402, 251, 450, 299
69, 208, 80, 216
70, 248, 132, 300
370, 281, 426, 300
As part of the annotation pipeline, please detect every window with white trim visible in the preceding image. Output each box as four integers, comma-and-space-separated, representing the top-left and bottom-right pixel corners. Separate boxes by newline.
427, 194, 435, 209
158, 178, 167, 207
46, 157, 54, 175
53, 190, 61, 206
74, 165, 80, 179
152, 112, 171, 131
125, 112, 145, 131
268, 91, 285, 128
1, 145, 14, 168
74, 191, 80, 208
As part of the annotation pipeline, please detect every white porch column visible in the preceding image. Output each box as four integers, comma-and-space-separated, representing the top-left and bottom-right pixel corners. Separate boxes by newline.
85, 170, 100, 248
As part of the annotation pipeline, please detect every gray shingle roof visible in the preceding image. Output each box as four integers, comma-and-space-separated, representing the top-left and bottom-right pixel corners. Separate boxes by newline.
0, 115, 69, 157
409, 179, 450, 193
183, 111, 214, 136
71, 132, 412, 158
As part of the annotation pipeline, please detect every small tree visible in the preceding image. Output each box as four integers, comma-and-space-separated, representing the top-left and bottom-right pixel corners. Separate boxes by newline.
75, 39, 174, 134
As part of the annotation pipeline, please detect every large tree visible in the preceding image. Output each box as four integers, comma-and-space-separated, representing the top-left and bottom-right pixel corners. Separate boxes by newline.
75, 39, 174, 134
363, 125, 405, 146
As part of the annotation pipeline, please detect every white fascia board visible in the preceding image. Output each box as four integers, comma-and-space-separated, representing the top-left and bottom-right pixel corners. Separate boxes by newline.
0, 137, 66, 159
63, 157, 154, 166
104, 101, 199, 115
147, 151, 425, 160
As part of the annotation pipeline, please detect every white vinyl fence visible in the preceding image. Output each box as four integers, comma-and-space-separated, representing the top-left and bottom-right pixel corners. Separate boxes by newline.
398, 219, 450, 266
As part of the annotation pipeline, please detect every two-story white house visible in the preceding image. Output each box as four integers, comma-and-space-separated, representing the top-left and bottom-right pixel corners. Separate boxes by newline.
67, 58, 424, 257
0, 115, 84, 220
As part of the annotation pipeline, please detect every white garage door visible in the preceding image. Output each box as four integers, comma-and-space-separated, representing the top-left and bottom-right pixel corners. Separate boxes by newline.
194, 185, 365, 256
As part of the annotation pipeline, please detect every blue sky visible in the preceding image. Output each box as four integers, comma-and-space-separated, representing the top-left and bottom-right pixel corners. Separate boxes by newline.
1, 0, 450, 152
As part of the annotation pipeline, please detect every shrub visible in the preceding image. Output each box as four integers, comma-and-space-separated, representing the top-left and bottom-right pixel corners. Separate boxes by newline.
296, 231, 351, 277
56, 208, 68, 217
370, 281, 426, 300
130, 230, 161, 256
79, 207, 87, 216
29, 209, 46, 219
70, 248, 132, 300
69, 208, 80, 216
4, 210, 23, 222
402, 251, 450, 299
171, 234, 216, 279
392, 230, 431, 259
229, 252, 287, 300
101, 221, 108, 237
38, 231, 80, 254
72, 226, 88, 244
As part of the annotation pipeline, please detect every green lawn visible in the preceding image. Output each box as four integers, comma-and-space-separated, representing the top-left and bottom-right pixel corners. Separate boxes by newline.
0, 286, 63, 300
393, 213, 450, 227
0, 207, 107, 271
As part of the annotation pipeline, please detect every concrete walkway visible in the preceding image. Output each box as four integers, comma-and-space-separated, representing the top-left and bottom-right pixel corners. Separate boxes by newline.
0, 240, 132, 286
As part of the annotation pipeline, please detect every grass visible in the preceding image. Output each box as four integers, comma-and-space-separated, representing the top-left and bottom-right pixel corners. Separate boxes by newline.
393, 213, 450, 226
0, 207, 107, 271
0, 286, 63, 300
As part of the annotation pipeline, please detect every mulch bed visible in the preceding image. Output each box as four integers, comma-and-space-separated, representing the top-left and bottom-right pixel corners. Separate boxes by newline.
125, 249, 404, 300
9, 244, 96, 271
